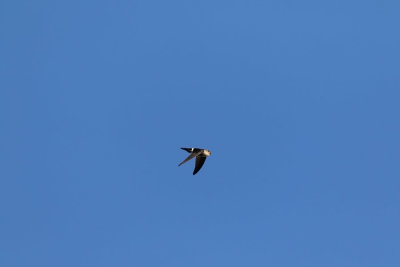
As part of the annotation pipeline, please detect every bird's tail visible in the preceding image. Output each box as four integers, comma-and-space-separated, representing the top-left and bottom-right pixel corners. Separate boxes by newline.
181, 147, 193, 153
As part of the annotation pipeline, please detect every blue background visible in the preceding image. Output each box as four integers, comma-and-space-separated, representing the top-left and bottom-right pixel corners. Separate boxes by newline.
1, 1, 399, 266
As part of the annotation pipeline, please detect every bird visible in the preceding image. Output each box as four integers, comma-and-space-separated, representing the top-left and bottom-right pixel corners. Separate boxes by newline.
178, 147, 211, 175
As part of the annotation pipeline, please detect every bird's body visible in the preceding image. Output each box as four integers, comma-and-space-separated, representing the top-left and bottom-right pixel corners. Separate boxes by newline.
179, 147, 211, 175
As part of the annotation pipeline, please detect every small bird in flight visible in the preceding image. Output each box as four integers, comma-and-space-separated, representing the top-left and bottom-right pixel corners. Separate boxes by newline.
179, 147, 211, 175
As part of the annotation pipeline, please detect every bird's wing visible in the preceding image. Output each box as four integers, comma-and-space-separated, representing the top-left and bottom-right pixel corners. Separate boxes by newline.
178, 152, 201, 166
193, 156, 207, 175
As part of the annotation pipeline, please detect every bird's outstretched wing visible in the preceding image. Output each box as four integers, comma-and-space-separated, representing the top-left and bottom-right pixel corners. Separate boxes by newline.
193, 156, 206, 175
178, 151, 201, 166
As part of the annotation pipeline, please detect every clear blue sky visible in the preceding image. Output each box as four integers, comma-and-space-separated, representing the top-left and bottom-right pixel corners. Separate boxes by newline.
1, 0, 399, 266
